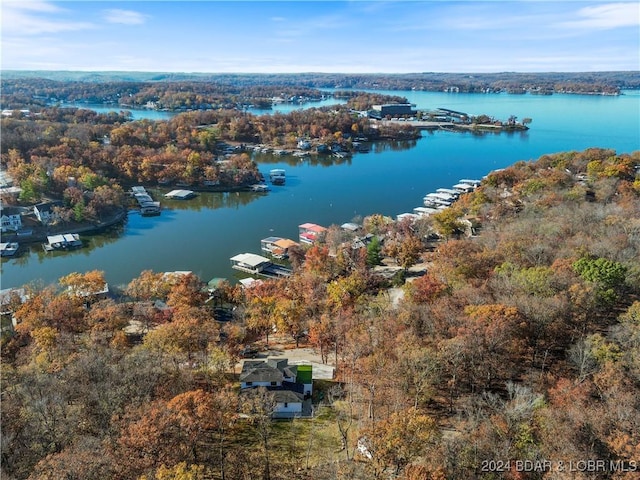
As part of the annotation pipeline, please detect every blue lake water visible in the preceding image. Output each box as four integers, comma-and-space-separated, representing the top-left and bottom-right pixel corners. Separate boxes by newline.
2, 90, 639, 289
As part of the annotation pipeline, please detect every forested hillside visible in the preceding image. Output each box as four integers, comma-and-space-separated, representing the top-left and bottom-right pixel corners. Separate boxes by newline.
3, 71, 638, 94
1, 147, 639, 480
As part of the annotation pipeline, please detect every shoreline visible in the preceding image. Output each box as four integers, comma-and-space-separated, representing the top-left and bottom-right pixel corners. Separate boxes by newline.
2, 208, 127, 246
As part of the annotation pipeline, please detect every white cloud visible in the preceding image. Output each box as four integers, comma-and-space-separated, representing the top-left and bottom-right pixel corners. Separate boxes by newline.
103, 9, 148, 26
557, 2, 639, 30
2, 0, 62, 14
1, 0, 94, 35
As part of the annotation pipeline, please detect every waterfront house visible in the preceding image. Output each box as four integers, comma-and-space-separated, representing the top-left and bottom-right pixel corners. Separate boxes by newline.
298, 223, 327, 245
1, 207, 22, 233
240, 358, 313, 418
34, 201, 63, 225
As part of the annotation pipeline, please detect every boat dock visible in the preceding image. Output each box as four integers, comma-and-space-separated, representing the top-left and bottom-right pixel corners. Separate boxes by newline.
0, 242, 19, 257
230, 252, 292, 279
131, 186, 161, 215
43, 233, 82, 252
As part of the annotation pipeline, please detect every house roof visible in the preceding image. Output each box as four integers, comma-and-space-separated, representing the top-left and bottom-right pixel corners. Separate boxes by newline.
0, 206, 21, 217
34, 201, 62, 213
240, 361, 284, 383
261, 236, 282, 244
299, 223, 326, 232
164, 189, 195, 199
240, 358, 301, 384
239, 278, 262, 288
308, 225, 327, 233
267, 359, 298, 378
231, 253, 271, 268
273, 238, 298, 249
272, 390, 304, 404
341, 222, 360, 232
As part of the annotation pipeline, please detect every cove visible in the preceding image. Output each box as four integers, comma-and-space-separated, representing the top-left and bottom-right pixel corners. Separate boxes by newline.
2, 90, 638, 290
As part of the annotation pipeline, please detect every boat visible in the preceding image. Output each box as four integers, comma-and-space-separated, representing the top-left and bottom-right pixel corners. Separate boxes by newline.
0, 242, 19, 257
140, 202, 161, 216
43, 233, 82, 252
269, 169, 286, 185
250, 184, 270, 193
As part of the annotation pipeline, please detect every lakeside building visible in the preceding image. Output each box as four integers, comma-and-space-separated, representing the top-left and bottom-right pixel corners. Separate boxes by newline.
34, 201, 63, 225
1, 206, 22, 233
369, 103, 417, 119
298, 223, 327, 245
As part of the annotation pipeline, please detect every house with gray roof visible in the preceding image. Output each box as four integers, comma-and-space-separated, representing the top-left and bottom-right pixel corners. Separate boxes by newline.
34, 201, 63, 225
240, 358, 313, 418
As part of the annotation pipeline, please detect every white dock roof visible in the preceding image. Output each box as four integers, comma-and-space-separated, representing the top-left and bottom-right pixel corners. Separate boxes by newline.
230, 253, 271, 268
165, 189, 194, 199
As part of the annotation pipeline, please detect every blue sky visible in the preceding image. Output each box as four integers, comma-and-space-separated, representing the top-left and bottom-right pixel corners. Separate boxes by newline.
2, 1, 639, 73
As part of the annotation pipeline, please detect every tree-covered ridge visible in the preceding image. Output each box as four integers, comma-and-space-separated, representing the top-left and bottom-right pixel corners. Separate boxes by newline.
0, 78, 329, 111
1, 148, 639, 479
3, 71, 639, 95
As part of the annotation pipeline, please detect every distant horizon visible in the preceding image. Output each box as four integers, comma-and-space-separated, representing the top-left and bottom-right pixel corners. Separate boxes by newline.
3, 69, 638, 75
2, 1, 638, 73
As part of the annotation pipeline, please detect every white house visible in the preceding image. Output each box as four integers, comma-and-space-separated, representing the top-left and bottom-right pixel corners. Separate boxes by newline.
1, 208, 22, 232
34, 201, 63, 225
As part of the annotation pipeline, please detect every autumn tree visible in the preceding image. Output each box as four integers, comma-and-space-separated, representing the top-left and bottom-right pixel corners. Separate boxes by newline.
360, 408, 437, 478
59, 269, 107, 300
125, 270, 172, 301
240, 387, 277, 480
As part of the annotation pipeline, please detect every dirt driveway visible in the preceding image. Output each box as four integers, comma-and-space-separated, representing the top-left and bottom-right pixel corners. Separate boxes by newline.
237, 344, 335, 380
